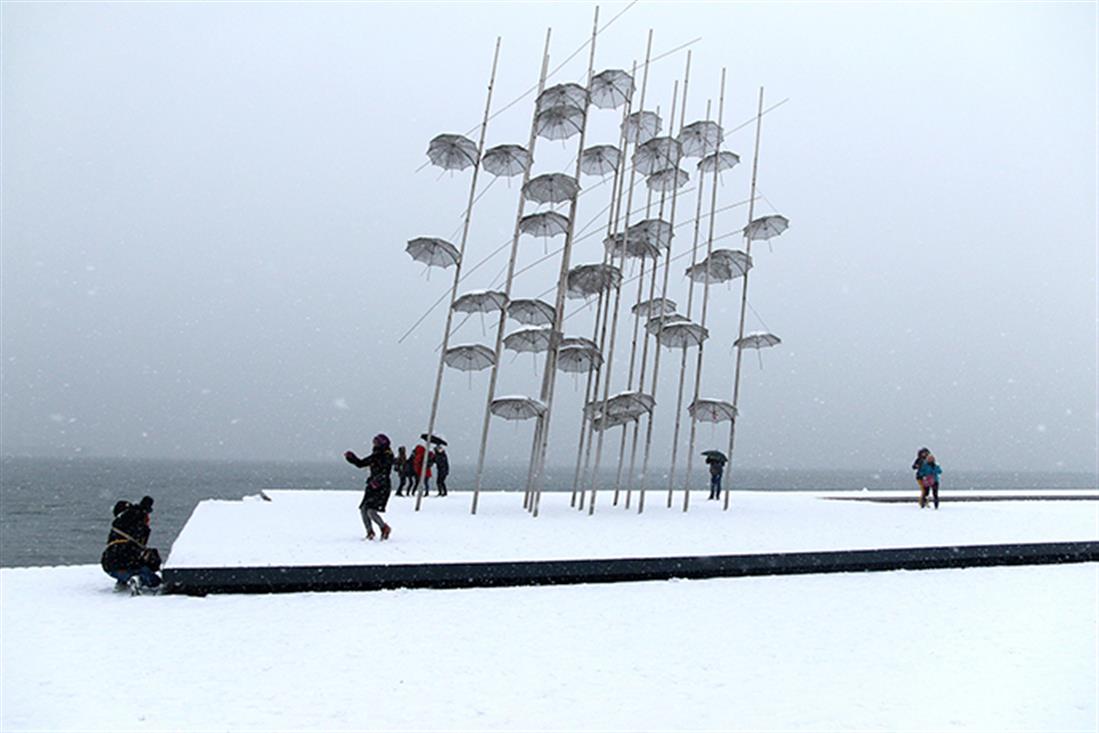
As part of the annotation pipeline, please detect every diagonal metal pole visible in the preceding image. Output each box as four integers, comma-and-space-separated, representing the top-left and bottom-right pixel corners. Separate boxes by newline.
724, 86, 766, 511
470, 30, 553, 515
681, 66, 727, 512
415, 38, 503, 512
530, 7, 602, 518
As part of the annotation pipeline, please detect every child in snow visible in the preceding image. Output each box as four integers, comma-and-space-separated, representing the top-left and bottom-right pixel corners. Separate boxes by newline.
100, 496, 163, 594
345, 434, 395, 540
916, 451, 942, 509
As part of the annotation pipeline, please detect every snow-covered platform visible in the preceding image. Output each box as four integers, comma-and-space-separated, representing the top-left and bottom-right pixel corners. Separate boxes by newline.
163, 489, 1099, 594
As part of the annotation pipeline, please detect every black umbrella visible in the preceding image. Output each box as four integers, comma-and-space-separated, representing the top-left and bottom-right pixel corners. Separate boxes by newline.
701, 449, 727, 462
421, 433, 448, 446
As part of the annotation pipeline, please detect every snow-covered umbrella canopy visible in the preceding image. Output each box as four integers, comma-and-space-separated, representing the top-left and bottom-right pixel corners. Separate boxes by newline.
622, 111, 661, 144
566, 263, 622, 299
506, 298, 556, 326
561, 336, 598, 350
685, 249, 752, 283
452, 290, 507, 314
406, 237, 461, 269
698, 150, 740, 174
645, 313, 689, 336
443, 344, 496, 372
633, 137, 682, 176
744, 214, 790, 241
504, 326, 555, 354
589, 412, 636, 432
734, 331, 782, 350
690, 399, 738, 423
603, 231, 661, 260
586, 391, 655, 420
490, 396, 546, 421
536, 83, 588, 112
535, 105, 585, 141
628, 218, 673, 249
579, 145, 621, 177
481, 144, 531, 178
519, 211, 570, 239
656, 321, 709, 349
647, 167, 689, 192
677, 120, 724, 158
632, 297, 677, 318
589, 69, 634, 109
426, 134, 479, 171
523, 173, 580, 204
557, 344, 603, 373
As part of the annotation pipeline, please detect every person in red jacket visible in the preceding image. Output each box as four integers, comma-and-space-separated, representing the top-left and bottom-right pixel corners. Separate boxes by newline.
411, 443, 432, 497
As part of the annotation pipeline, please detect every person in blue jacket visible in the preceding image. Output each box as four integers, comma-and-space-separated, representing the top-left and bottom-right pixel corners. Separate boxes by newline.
915, 451, 943, 509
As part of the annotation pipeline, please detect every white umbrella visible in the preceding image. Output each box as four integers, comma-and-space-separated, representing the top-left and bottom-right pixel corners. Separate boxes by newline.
406, 237, 460, 269
504, 326, 555, 353
622, 110, 661, 144
536, 83, 588, 112
589, 69, 634, 109
557, 344, 603, 373
633, 137, 682, 176
744, 214, 790, 241
561, 336, 598, 350
523, 173, 580, 204
735, 331, 782, 368
567, 263, 622, 299
490, 396, 546, 421
656, 321, 709, 349
645, 313, 689, 336
688, 399, 738, 423
698, 150, 740, 174
586, 391, 655, 420
426, 134, 479, 171
632, 297, 677, 318
519, 211, 570, 239
506, 298, 555, 326
628, 218, 673, 249
603, 231, 661, 260
646, 167, 689, 192
590, 412, 636, 432
677, 120, 724, 158
452, 290, 507, 314
580, 145, 621, 177
685, 249, 752, 283
443, 344, 496, 371
481, 144, 531, 178
535, 105, 585, 141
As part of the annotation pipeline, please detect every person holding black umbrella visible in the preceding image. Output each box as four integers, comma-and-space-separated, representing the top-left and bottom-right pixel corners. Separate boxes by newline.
704, 450, 728, 500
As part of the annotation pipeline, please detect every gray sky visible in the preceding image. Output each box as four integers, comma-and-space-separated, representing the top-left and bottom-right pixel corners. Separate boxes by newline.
2, 2, 1096, 473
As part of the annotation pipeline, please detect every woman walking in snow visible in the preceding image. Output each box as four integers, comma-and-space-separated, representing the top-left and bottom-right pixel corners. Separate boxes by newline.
913, 448, 943, 509
345, 434, 394, 540
394, 446, 409, 496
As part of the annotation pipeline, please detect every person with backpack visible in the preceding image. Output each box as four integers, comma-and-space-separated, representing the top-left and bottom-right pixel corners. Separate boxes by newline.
345, 434, 395, 540
100, 496, 162, 594
433, 445, 450, 497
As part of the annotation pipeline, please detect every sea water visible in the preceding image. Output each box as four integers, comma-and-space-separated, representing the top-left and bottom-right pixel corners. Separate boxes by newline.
1, 456, 1094, 567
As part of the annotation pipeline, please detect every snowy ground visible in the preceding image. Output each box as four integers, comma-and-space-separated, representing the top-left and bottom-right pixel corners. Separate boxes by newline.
1, 562, 1096, 731
167, 489, 1099, 568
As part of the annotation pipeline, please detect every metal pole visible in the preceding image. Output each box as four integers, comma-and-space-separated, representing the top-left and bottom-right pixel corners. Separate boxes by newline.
415, 38, 502, 512
470, 30, 553, 515
724, 86, 765, 511
682, 67, 726, 512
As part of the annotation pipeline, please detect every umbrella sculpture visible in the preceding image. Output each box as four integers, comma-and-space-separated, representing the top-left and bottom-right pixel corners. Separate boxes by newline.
633, 137, 682, 175
557, 344, 603, 373
632, 297, 677, 318
589, 69, 634, 109
443, 344, 496, 371
481, 144, 531, 178
579, 145, 621, 177
622, 110, 662, 144
426, 133, 479, 171
644, 313, 689, 335
677, 120, 724, 158
590, 412, 636, 432
452, 290, 508, 314
566, 263, 622, 299
685, 249, 752, 284
656, 321, 709, 349
734, 331, 782, 368
744, 214, 790, 241
523, 173, 580, 204
586, 391, 655, 420
519, 211, 570, 239
647, 167, 689, 192
603, 231, 661, 260
561, 336, 599, 350
628, 218, 674, 249
536, 82, 588, 112
535, 105, 585, 141
506, 298, 556, 326
698, 150, 740, 173
503, 326, 555, 353
406, 237, 461, 269
490, 396, 546, 421
689, 400, 738, 423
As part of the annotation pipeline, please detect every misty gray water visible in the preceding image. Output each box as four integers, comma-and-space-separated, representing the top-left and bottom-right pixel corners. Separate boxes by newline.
1, 456, 1095, 568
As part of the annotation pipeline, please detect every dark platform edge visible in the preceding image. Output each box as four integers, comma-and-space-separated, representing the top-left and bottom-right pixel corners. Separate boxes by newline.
163, 541, 1099, 596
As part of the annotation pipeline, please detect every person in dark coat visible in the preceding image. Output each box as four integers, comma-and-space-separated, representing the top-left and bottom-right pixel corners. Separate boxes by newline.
401, 450, 417, 497
394, 446, 409, 496
433, 445, 450, 497
706, 453, 727, 500
345, 434, 394, 540
100, 496, 162, 593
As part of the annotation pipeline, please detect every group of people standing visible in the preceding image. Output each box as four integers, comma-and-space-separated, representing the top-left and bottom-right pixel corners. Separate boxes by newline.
344, 435, 451, 541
